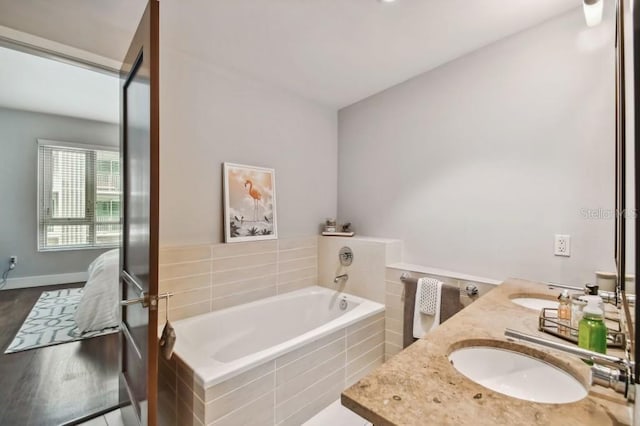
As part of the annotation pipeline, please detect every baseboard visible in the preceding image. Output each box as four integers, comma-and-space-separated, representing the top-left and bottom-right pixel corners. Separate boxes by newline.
2, 271, 88, 290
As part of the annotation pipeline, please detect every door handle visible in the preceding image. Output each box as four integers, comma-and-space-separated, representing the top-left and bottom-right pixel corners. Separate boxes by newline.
120, 292, 173, 309
121, 291, 149, 307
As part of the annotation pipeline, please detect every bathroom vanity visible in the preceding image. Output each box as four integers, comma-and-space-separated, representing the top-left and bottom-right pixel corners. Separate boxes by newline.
341, 278, 632, 425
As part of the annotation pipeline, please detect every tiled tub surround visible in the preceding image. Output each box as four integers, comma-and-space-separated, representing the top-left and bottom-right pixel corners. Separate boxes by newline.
159, 307, 385, 426
384, 266, 499, 361
158, 236, 318, 322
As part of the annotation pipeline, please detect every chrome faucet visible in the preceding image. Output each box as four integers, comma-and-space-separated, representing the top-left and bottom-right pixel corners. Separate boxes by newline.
334, 273, 348, 284
504, 328, 635, 399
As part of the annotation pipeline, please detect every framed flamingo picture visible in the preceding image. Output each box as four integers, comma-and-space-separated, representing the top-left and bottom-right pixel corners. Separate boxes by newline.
223, 163, 278, 242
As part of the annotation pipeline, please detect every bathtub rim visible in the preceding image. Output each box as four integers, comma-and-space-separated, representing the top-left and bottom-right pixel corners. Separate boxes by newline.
169, 285, 385, 389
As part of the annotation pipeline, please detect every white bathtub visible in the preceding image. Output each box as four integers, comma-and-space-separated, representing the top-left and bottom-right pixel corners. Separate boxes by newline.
171, 285, 385, 388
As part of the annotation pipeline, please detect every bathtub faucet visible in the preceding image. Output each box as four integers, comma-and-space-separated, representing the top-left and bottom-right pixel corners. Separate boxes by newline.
334, 273, 349, 284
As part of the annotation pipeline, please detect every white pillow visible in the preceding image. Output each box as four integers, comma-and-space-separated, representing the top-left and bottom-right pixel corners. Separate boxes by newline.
74, 249, 120, 332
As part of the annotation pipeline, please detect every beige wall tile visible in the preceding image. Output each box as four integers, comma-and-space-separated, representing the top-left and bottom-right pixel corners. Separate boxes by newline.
158, 385, 177, 426
276, 277, 316, 294
385, 305, 403, 321
210, 391, 274, 426
212, 275, 277, 298
213, 263, 277, 285
277, 267, 316, 285
156, 237, 319, 322
346, 357, 384, 388
385, 268, 405, 282
278, 236, 318, 250
385, 342, 403, 360
318, 237, 395, 304
386, 317, 402, 334
275, 329, 344, 368
278, 246, 317, 262
346, 312, 384, 336
277, 382, 344, 426
160, 274, 211, 294
205, 361, 274, 402
275, 369, 344, 423
347, 343, 384, 378
385, 330, 403, 348
177, 397, 204, 426
275, 351, 345, 404
160, 354, 176, 373
169, 301, 210, 321
384, 293, 402, 310
160, 245, 211, 265
177, 381, 204, 424
212, 252, 277, 272
278, 257, 317, 273
175, 357, 194, 387
170, 288, 211, 309
385, 280, 404, 297
176, 374, 194, 403
211, 286, 276, 311
159, 361, 177, 393
347, 331, 385, 362
347, 318, 384, 347
206, 373, 274, 424
276, 338, 345, 385
160, 260, 210, 281
212, 241, 278, 258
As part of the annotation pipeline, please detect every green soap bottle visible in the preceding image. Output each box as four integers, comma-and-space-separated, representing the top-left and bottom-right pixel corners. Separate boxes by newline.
577, 300, 607, 354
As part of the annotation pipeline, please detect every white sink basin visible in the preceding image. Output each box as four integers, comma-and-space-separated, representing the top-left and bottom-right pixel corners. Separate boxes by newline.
449, 346, 587, 404
511, 297, 557, 311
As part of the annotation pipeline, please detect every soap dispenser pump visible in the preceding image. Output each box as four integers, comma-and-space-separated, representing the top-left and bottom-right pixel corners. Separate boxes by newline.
578, 300, 607, 354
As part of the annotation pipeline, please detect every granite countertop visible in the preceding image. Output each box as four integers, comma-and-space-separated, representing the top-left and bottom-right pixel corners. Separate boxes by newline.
341, 278, 632, 425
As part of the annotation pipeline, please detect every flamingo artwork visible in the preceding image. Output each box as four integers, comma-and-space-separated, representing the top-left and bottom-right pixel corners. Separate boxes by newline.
224, 163, 276, 241
244, 179, 262, 221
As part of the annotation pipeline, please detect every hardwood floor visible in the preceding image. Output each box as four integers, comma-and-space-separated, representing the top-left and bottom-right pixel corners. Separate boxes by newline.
0, 284, 120, 426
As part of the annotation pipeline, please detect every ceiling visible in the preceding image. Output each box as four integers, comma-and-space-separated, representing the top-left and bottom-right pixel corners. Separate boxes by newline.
0, 46, 119, 123
0, 0, 147, 63
0, 0, 583, 114
163, 0, 581, 108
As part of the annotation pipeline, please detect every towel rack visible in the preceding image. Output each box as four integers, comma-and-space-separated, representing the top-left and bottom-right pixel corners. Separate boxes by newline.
400, 272, 479, 297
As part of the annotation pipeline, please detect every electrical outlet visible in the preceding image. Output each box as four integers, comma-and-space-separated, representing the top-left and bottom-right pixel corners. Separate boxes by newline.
554, 235, 571, 257
9, 256, 17, 265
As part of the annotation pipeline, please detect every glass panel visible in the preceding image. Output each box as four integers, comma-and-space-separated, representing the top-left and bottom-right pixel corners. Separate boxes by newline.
39, 144, 121, 250
45, 225, 90, 247
96, 150, 121, 192
50, 150, 86, 219
96, 223, 122, 246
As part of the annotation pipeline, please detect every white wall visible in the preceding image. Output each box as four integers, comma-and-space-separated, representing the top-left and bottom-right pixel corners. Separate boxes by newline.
337, 8, 616, 285
0, 107, 118, 283
159, 4, 338, 246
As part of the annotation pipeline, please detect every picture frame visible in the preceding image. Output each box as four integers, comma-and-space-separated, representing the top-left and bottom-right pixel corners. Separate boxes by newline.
223, 162, 278, 242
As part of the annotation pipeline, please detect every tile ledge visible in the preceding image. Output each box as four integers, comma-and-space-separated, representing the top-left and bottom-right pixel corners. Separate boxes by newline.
386, 262, 502, 286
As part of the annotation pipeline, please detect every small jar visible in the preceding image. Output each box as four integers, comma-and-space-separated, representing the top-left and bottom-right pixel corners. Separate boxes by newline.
324, 218, 337, 233
595, 271, 616, 292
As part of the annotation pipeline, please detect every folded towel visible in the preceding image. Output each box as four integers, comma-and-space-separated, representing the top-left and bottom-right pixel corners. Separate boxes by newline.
439, 284, 464, 324
413, 277, 443, 338
418, 278, 441, 315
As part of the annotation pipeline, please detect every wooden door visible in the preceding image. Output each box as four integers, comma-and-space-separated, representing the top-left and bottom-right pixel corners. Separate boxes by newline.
119, 1, 159, 425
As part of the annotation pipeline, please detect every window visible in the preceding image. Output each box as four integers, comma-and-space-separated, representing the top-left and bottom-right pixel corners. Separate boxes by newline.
38, 140, 121, 251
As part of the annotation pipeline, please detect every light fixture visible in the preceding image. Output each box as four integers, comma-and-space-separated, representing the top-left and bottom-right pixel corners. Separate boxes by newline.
583, 0, 604, 27
378, 0, 397, 3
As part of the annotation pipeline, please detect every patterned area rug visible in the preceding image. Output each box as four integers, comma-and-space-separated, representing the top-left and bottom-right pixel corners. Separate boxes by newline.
5, 288, 119, 354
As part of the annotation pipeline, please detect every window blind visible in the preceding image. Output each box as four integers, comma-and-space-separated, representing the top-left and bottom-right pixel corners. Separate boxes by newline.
38, 140, 121, 251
